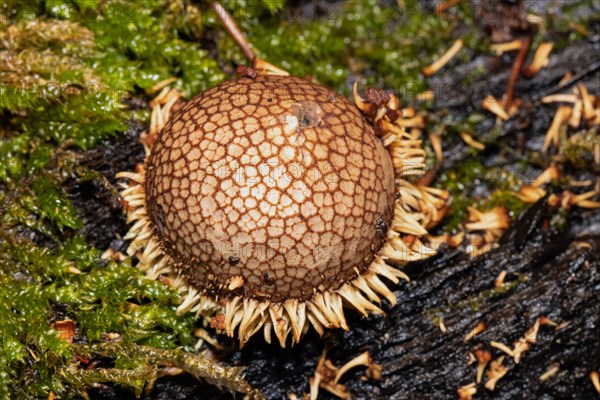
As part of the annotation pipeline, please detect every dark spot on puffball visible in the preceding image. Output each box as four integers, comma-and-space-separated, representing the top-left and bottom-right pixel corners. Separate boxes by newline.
263, 272, 275, 285
376, 217, 388, 237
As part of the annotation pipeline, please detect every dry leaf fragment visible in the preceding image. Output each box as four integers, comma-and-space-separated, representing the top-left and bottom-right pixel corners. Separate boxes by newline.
459, 131, 485, 150
543, 105, 571, 151
457, 382, 477, 400
485, 356, 507, 391
590, 371, 600, 394
422, 39, 464, 76
523, 42, 554, 77
52, 319, 75, 343
490, 40, 522, 55
539, 363, 560, 381
475, 349, 492, 384
464, 322, 487, 342
482, 95, 509, 120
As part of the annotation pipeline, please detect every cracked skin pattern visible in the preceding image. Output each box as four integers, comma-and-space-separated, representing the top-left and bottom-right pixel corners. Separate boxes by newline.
145, 75, 395, 303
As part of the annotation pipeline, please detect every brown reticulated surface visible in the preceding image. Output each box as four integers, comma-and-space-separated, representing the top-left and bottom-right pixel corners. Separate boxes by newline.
145, 75, 395, 302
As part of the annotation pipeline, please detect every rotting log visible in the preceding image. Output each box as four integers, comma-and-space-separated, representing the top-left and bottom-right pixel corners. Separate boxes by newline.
77, 26, 600, 400
234, 200, 600, 400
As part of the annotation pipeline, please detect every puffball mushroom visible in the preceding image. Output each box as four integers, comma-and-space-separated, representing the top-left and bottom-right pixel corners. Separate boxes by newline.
117, 3, 449, 345
118, 71, 447, 347
117, 1, 449, 347
144, 75, 395, 303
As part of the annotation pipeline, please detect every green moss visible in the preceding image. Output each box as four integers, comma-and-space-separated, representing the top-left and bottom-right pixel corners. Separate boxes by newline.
436, 158, 529, 231
426, 273, 528, 323
63, 343, 264, 399
0, 137, 83, 238
216, 0, 475, 97
0, 234, 259, 398
0, 223, 261, 399
560, 127, 598, 168
541, 1, 595, 49
0, 1, 249, 397
1, 0, 227, 150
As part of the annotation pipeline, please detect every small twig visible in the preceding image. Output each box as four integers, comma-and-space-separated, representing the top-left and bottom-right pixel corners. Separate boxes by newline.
531, 60, 600, 103
211, 1, 255, 62
505, 36, 531, 111
68, 343, 264, 399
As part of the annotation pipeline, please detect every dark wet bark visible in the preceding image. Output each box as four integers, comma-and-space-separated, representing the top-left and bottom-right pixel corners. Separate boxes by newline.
86, 186, 600, 400
232, 200, 600, 400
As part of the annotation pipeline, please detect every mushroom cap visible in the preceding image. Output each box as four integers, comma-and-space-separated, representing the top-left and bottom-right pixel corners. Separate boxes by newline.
145, 75, 394, 303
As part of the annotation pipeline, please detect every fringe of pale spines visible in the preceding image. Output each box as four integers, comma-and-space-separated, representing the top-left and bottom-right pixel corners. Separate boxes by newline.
116, 85, 448, 348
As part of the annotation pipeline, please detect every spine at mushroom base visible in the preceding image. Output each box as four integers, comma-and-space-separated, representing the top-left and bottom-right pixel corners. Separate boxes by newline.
117, 85, 448, 348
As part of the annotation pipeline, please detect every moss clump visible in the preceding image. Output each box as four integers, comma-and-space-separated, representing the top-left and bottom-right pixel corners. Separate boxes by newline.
436, 158, 529, 232
216, 0, 476, 97
0, 234, 264, 399
0, 237, 170, 397
560, 127, 599, 169
0, 1, 257, 398
62, 343, 261, 399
